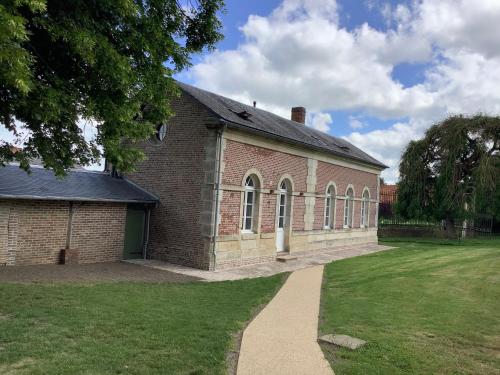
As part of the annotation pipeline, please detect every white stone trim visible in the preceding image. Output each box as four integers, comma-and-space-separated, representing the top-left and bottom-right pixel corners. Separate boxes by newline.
275, 175, 294, 252
323, 182, 337, 230
240, 169, 264, 234
360, 186, 371, 228
303, 158, 317, 231
343, 185, 355, 228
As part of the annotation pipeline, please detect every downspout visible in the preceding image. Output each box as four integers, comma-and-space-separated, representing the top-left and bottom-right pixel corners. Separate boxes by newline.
210, 121, 226, 271
65, 201, 74, 250
143, 207, 151, 259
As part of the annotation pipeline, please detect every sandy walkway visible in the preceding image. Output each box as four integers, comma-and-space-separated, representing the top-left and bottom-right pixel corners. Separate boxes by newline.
236, 265, 334, 375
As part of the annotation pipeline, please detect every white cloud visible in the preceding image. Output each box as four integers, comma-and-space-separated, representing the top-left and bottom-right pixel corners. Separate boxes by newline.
1, 118, 103, 170
348, 116, 366, 130
0, 126, 17, 145
307, 112, 332, 132
188, 0, 500, 182
344, 119, 426, 182
192, 1, 435, 119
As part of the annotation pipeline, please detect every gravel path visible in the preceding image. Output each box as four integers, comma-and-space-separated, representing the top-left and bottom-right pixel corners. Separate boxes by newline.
237, 265, 334, 375
0, 261, 199, 283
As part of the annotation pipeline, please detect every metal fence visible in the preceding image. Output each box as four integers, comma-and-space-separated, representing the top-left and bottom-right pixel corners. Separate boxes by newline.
378, 189, 496, 239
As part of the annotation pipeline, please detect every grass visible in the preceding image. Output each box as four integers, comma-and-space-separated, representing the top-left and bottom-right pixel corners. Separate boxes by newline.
0, 274, 286, 375
320, 238, 500, 375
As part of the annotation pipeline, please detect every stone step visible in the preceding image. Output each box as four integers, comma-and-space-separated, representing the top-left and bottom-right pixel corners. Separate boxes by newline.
318, 334, 366, 350
276, 254, 298, 262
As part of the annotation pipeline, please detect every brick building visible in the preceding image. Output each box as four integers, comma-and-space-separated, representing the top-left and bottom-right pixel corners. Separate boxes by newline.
0, 166, 157, 266
0, 82, 386, 269
126, 82, 386, 270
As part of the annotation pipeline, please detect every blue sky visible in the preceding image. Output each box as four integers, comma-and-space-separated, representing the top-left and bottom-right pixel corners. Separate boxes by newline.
177, 0, 500, 182
179, 0, 424, 135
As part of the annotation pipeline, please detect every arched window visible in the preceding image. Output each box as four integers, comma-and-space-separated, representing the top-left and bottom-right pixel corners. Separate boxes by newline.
242, 175, 259, 232
343, 187, 354, 228
277, 180, 289, 229
324, 185, 336, 229
361, 189, 370, 227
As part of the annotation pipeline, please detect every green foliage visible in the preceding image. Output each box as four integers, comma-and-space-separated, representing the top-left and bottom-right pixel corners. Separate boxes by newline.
396, 115, 500, 224
0, 0, 224, 175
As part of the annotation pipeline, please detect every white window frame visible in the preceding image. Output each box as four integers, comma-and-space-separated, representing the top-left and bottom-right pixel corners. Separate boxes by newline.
360, 188, 370, 228
343, 187, 354, 228
277, 180, 288, 230
324, 184, 336, 229
242, 176, 257, 232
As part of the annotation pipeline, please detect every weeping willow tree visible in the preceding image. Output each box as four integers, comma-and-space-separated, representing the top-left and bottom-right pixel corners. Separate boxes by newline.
396, 115, 500, 236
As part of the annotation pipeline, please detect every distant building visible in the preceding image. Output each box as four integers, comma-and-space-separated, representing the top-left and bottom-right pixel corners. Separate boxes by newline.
379, 183, 398, 218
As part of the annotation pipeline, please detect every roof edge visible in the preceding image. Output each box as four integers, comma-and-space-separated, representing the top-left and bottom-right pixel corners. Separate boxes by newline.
0, 194, 158, 204
122, 177, 161, 202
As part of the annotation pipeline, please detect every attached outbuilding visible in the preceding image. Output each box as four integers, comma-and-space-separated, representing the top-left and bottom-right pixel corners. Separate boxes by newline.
0, 165, 158, 266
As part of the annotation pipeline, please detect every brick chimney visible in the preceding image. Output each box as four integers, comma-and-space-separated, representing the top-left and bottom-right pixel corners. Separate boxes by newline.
291, 107, 306, 124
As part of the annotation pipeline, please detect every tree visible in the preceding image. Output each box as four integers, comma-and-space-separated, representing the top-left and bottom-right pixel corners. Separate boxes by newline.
396, 115, 500, 235
0, 0, 224, 175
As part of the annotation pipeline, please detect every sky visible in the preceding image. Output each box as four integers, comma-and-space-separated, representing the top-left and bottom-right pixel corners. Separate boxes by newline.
176, 0, 500, 182
2, 0, 500, 181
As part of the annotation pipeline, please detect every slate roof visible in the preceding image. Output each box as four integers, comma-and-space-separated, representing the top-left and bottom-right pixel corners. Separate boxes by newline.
0, 164, 158, 204
177, 82, 387, 169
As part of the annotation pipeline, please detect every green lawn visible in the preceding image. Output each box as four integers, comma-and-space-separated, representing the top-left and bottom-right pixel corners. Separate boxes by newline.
320, 238, 500, 375
0, 275, 285, 375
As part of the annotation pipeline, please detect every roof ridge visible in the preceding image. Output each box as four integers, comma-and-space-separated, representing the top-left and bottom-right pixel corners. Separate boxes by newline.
7, 163, 105, 175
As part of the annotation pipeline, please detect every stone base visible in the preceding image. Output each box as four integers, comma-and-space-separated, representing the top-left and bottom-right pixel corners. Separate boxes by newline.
214, 227, 378, 270
318, 334, 366, 350
61, 248, 79, 265
276, 254, 298, 262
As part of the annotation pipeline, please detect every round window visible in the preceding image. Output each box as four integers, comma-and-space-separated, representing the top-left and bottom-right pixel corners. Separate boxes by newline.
156, 123, 168, 141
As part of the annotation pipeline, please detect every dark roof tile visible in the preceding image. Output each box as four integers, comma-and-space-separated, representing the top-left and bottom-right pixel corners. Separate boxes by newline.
177, 82, 387, 169
0, 165, 158, 204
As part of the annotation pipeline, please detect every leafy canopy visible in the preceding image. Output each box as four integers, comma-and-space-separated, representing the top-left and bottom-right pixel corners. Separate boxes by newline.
396, 115, 500, 223
0, 0, 224, 175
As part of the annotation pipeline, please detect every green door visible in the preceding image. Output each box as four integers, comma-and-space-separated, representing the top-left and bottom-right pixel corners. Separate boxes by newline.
123, 207, 145, 259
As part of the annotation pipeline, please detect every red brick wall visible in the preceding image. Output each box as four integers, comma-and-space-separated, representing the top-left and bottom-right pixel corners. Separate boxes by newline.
126, 92, 216, 269
6, 200, 68, 265
353, 201, 361, 228
370, 202, 378, 226
335, 199, 345, 230
219, 140, 379, 236
222, 141, 308, 190
292, 196, 306, 231
219, 190, 241, 236
261, 194, 277, 233
314, 162, 378, 229
0, 199, 126, 266
70, 203, 126, 263
220, 140, 308, 235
